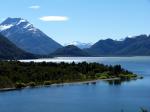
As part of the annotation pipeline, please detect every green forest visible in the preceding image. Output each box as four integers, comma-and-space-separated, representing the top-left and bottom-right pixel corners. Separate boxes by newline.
0, 61, 138, 89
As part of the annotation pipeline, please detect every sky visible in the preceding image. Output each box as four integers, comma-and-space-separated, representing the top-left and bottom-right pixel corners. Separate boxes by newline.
0, 0, 150, 44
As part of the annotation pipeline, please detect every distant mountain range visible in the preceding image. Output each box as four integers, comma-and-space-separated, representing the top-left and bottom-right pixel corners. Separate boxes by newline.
51, 45, 90, 57
0, 17, 62, 55
86, 34, 150, 56
64, 41, 93, 49
0, 33, 35, 59
1, 17, 150, 58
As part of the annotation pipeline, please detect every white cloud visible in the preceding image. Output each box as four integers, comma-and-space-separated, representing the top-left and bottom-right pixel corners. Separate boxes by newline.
29, 5, 40, 9
39, 16, 69, 22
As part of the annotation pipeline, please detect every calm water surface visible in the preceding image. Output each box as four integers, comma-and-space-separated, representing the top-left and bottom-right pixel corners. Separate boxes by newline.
1, 57, 150, 112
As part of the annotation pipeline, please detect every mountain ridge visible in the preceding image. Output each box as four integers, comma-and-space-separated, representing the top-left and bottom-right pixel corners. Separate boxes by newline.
86, 34, 150, 56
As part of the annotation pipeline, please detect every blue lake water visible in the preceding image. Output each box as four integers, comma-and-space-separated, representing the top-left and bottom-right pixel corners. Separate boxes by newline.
1, 57, 150, 112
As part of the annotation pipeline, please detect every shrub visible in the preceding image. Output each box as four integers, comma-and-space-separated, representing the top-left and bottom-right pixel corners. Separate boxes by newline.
28, 82, 36, 87
44, 81, 52, 85
15, 82, 26, 88
96, 72, 109, 79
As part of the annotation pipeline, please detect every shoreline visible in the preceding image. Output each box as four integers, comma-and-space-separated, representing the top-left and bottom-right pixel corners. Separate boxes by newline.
0, 77, 142, 92
19, 56, 150, 63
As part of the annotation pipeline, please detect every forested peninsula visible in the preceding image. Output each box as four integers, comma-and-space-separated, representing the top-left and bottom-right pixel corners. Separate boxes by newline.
0, 61, 139, 89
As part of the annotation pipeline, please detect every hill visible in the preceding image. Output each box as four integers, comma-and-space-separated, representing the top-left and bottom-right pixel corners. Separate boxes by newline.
51, 45, 90, 57
0, 34, 35, 59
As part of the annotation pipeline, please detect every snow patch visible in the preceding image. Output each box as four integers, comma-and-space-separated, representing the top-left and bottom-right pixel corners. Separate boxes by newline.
64, 41, 93, 49
0, 24, 13, 31
17, 19, 26, 25
24, 23, 32, 28
28, 27, 37, 32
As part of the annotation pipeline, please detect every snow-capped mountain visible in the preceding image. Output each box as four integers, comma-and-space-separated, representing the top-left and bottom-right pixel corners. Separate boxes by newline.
64, 41, 93, 49
0, 18, 37, 33
0, 17, 62, 55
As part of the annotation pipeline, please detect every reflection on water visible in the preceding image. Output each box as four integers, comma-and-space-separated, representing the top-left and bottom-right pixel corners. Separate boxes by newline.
107, 80, 122, 85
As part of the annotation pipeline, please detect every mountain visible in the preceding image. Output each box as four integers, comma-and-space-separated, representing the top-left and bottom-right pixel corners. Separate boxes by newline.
86, 38, 119, 56
0, 33, 35, 59
51, 45, 90, 57
86, 34, 150, 56
64, 41, 92, 49
0, 17, 62, 55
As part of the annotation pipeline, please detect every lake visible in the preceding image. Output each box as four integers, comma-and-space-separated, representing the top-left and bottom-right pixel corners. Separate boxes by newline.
1, 57, 150, 112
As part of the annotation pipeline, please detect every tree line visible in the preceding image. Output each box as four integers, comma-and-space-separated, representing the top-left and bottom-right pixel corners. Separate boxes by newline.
0, 61, 137, 89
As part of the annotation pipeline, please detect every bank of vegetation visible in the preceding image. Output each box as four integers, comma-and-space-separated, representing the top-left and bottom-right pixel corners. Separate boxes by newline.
0, 61, 139, 89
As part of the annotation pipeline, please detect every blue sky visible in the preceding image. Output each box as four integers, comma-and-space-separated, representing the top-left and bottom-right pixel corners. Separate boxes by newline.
0, 0, 150, 44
